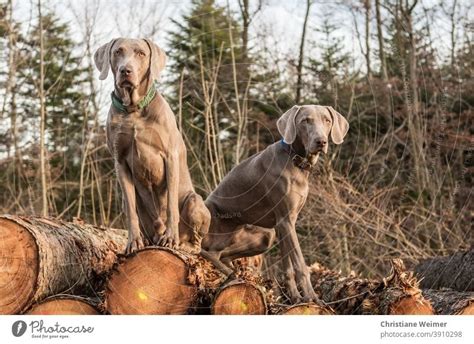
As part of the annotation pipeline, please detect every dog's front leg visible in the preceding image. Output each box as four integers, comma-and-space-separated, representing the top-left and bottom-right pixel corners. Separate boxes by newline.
157, 152, 180, 248
275, 221, 303, 302
283, 222, 319, 303
117, 162, 144, 254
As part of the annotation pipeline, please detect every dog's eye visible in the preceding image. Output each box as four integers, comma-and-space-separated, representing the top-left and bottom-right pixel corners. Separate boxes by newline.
136, 50, 146, 57
325, 118, 331, 124
114, 49, 121, 56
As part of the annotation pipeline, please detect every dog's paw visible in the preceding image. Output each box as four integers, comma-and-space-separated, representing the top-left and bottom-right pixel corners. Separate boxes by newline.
125, 236, 145, 255
156, 228, 179, 249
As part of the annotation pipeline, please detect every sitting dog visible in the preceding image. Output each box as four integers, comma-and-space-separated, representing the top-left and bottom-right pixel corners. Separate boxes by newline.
203, 105, 349, 302
94, 38, 209, 254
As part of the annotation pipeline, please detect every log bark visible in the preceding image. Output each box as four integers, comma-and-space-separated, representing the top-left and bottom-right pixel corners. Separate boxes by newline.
422, 289, 474, 315
0, 215, 127, 314
104, 247, 225, 315
26, 295, 100, 315
310, 259, 434, 315
211, 279, 267, 315
414, 249, 474, 291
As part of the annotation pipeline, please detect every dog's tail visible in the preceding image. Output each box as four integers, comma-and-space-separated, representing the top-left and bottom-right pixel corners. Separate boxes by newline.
199, 250, 233, 276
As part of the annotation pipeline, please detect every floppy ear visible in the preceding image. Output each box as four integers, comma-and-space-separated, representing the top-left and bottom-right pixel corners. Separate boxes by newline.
327, 106, 349, 144
94, 39, 117, 80
276, 105, 301, 144
144, 39, 167, 80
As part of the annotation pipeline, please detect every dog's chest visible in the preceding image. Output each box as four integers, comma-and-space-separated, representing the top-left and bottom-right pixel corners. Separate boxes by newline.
109, 114, 167, 186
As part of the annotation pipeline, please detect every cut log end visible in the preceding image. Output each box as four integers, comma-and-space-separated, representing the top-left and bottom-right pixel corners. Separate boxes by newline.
280, 303, 333, 315
389, 297, 434, 315
459, 303, 474, 315
0, 219, 38, 315
105, 248, 197, 314
27, 297, 99, 315
212, 281, 266, 315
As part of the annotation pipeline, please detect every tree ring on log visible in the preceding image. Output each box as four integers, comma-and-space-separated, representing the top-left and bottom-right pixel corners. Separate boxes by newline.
0, 219, 38, 315
27, 296, 99, 315
388, 296, 434, 315
280, 303, 334, 315
105, 247, 197, 314
212, 280, 267, 315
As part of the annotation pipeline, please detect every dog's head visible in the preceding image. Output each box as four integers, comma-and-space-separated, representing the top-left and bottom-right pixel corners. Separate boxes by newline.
94, 38, 166, 105
277, 105, 349, 155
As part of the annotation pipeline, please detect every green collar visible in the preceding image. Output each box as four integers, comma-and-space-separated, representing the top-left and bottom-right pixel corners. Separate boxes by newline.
111, 81, 157, 113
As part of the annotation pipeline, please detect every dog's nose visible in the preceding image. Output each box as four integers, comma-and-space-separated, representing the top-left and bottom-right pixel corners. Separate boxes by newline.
119, 66, 132, 76
315, 139, 327, 147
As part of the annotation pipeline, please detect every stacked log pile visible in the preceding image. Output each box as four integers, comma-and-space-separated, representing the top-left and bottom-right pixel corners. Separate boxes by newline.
1, 215, 472, 315
0, 215, 126, 314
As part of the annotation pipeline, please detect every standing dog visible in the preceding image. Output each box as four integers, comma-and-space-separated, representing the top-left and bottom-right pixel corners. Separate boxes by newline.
94, 38, 209, 254
203, 105, 349, 302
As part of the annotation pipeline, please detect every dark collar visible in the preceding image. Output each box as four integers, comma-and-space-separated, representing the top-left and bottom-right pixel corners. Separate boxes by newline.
111, 81, 157, 114
280, 139, 314, 171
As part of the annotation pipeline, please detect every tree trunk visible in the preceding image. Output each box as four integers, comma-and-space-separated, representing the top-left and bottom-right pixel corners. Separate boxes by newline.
26, 295, 100, 315
364, 0, 372, 80
38, 0, 49, 216
295, 0, 312, 103
310, 259, 434, 315
104, 247, 225, 315
0, 215, 127, 314
279, 303, 333, 315
211, 279, 267, 315
414, 249, 474, 291
422, 289, 474, 315
375, 0, 388, 80
240, 0, 250, 61
449, 0, 458, 68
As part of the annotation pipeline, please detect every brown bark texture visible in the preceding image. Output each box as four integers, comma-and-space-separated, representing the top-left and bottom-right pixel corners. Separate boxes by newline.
422, 289, 474, 315
414, 249, 474, 291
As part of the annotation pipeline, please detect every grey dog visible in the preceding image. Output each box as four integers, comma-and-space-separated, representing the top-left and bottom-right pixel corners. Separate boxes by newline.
203, 105, 349, 302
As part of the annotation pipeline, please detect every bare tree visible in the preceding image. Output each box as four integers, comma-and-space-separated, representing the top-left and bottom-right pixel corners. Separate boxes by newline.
37, 0, 48, 216
237, 0, 263, 61
296, 0, 312, 103
2, 0, 23, 185
375, 0, 388, 80
364, 0, 372, 79
70, 0, 102, 219
441, 0, 458, 68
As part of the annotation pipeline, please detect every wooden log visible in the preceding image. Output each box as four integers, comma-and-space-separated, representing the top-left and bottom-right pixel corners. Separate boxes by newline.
414, 249, 474, 291
310, 259, 434, 315
279, 303, 333, 315
26, 296, 100, 315
104, 247, 225, 314
0, 215, 127, 314
422, 289, 474, 315
211, 279, 267, 315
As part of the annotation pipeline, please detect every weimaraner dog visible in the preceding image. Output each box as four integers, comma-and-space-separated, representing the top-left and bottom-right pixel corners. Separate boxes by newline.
94, 38, 210, 254
203, 105, 349, 302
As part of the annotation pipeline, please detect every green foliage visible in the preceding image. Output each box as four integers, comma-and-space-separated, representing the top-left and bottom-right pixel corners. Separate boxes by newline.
167, 0, 243, 119
19, 13, 86, 158
307, 15, 352, 105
